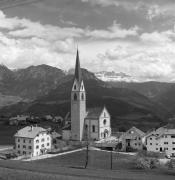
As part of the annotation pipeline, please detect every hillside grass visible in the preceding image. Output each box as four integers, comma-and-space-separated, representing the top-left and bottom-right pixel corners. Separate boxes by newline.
0, 150, 175, 180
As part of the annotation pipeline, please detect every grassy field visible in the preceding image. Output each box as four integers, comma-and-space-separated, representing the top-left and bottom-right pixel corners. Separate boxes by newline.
0, 150, 175, 179
34, 150, 136, 170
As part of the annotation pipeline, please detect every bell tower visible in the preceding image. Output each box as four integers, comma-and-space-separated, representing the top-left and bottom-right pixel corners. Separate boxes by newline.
71, 49, 86, 141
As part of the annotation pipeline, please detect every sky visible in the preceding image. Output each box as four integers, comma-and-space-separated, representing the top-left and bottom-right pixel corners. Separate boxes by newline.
0, 0, 175, 81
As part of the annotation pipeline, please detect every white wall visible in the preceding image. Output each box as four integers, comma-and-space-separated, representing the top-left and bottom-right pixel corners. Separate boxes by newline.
85, 119, 99, 140
99, 108, 111, 140
15, 132, 51, 157
146, 134, 175, 156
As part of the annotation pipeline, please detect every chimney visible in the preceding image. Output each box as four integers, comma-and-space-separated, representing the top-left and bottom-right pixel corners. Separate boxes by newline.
30, 125, 33, 131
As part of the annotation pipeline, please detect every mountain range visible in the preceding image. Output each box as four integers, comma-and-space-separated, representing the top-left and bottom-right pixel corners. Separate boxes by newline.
0, 64, 174, 131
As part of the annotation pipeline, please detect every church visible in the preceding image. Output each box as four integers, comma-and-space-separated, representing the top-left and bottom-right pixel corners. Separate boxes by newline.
62, 50, 111, 141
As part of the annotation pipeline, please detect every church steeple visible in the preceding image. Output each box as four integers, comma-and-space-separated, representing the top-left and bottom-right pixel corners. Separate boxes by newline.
74, 49, 82, 83
71, 49, 86, 141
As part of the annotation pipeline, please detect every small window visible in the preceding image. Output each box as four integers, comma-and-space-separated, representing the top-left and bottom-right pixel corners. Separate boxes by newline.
18, 151, 20, 154
103, 119, 106, 125
164, 142, 168, 144
23, 139, 25, 143
36, 145, 39, 149
74, 93, 77, 101
171, 135, 175, 138
36, 140, 39, 143
23, 145, 26, 149
173, 148, 175, 150
172, 142, 175, 144
41, 138, 45, 142
150, 138, 152, 140
104, 112, 106, 117
18, 145, 20, 148
74, 85, 76, 90
85, 124, 88, 129
81, 93, 84, 100
29, 140, 31, 143
150, 143, 152, 145
23, 151, 26, 155
28, 146, 32, 150
47, 143, 50, 146
42, 144, 44, 147
47, 137, 50, 141
18, 138, 20, 142
135, 143, 137, 146
92, 125, 95, 133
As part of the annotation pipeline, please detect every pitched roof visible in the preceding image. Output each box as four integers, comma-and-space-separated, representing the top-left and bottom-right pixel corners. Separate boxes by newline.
14, 126, 47, 139
123, 126, 145, 139
74, 49, 82, 83
86, 107, 104, 119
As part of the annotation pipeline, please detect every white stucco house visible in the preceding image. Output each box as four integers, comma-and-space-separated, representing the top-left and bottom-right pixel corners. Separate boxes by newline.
145, 125, 175, 157
14, 126, 52, 157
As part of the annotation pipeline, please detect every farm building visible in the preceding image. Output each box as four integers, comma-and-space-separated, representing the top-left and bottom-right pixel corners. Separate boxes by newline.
121, 126, 145, 151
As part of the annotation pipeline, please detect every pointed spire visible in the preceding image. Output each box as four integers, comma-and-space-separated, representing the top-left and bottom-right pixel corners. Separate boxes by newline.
74, 48, 82, 83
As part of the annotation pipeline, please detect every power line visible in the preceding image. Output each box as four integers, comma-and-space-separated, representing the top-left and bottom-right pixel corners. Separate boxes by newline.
0, 0, 44, 10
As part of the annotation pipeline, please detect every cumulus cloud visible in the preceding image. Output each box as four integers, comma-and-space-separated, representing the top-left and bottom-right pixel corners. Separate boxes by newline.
0, 9, 140, 69
86, 21, 139, 39
82, 0, 175, 21
95, 42, 175, 82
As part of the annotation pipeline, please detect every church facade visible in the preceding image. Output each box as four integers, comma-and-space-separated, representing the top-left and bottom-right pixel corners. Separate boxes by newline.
62, 50, 111, 141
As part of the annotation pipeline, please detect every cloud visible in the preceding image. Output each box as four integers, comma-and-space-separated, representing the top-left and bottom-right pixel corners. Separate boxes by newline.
86, 21, 139, 39
140, 30, 175, 43
82, 0, 175, 21
95, 42, 175, 82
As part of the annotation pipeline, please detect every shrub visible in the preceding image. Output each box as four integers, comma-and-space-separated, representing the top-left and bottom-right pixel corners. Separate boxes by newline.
135, 157, 159, 169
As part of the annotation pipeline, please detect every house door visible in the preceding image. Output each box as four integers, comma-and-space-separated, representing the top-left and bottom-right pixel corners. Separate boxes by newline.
104, 129, 108, 138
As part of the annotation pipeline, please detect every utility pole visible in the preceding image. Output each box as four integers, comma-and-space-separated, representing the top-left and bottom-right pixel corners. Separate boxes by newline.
85, 142, 89, 168
84, 125, 89, 169
110, 148, 113, 170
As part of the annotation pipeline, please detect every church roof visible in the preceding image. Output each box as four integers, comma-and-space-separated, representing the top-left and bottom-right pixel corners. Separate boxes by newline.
86, 107, 104, 119
74, 49, 82, 83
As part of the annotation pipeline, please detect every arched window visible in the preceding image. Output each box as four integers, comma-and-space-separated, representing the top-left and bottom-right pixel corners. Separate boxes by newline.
81, 93, 84, 100
92, 125, 95, 132
74, 93, 77, 101
74, 85, 76, 90
103, 119, 106, 125
81, 85, 84, 90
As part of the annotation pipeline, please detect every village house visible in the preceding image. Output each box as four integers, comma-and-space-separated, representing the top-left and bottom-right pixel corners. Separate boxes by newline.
62, 50, 111, 141
121, 126, 145, 151
145, 125, 175, 157
9, 115, 29, 126
14, 126, 51, 157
